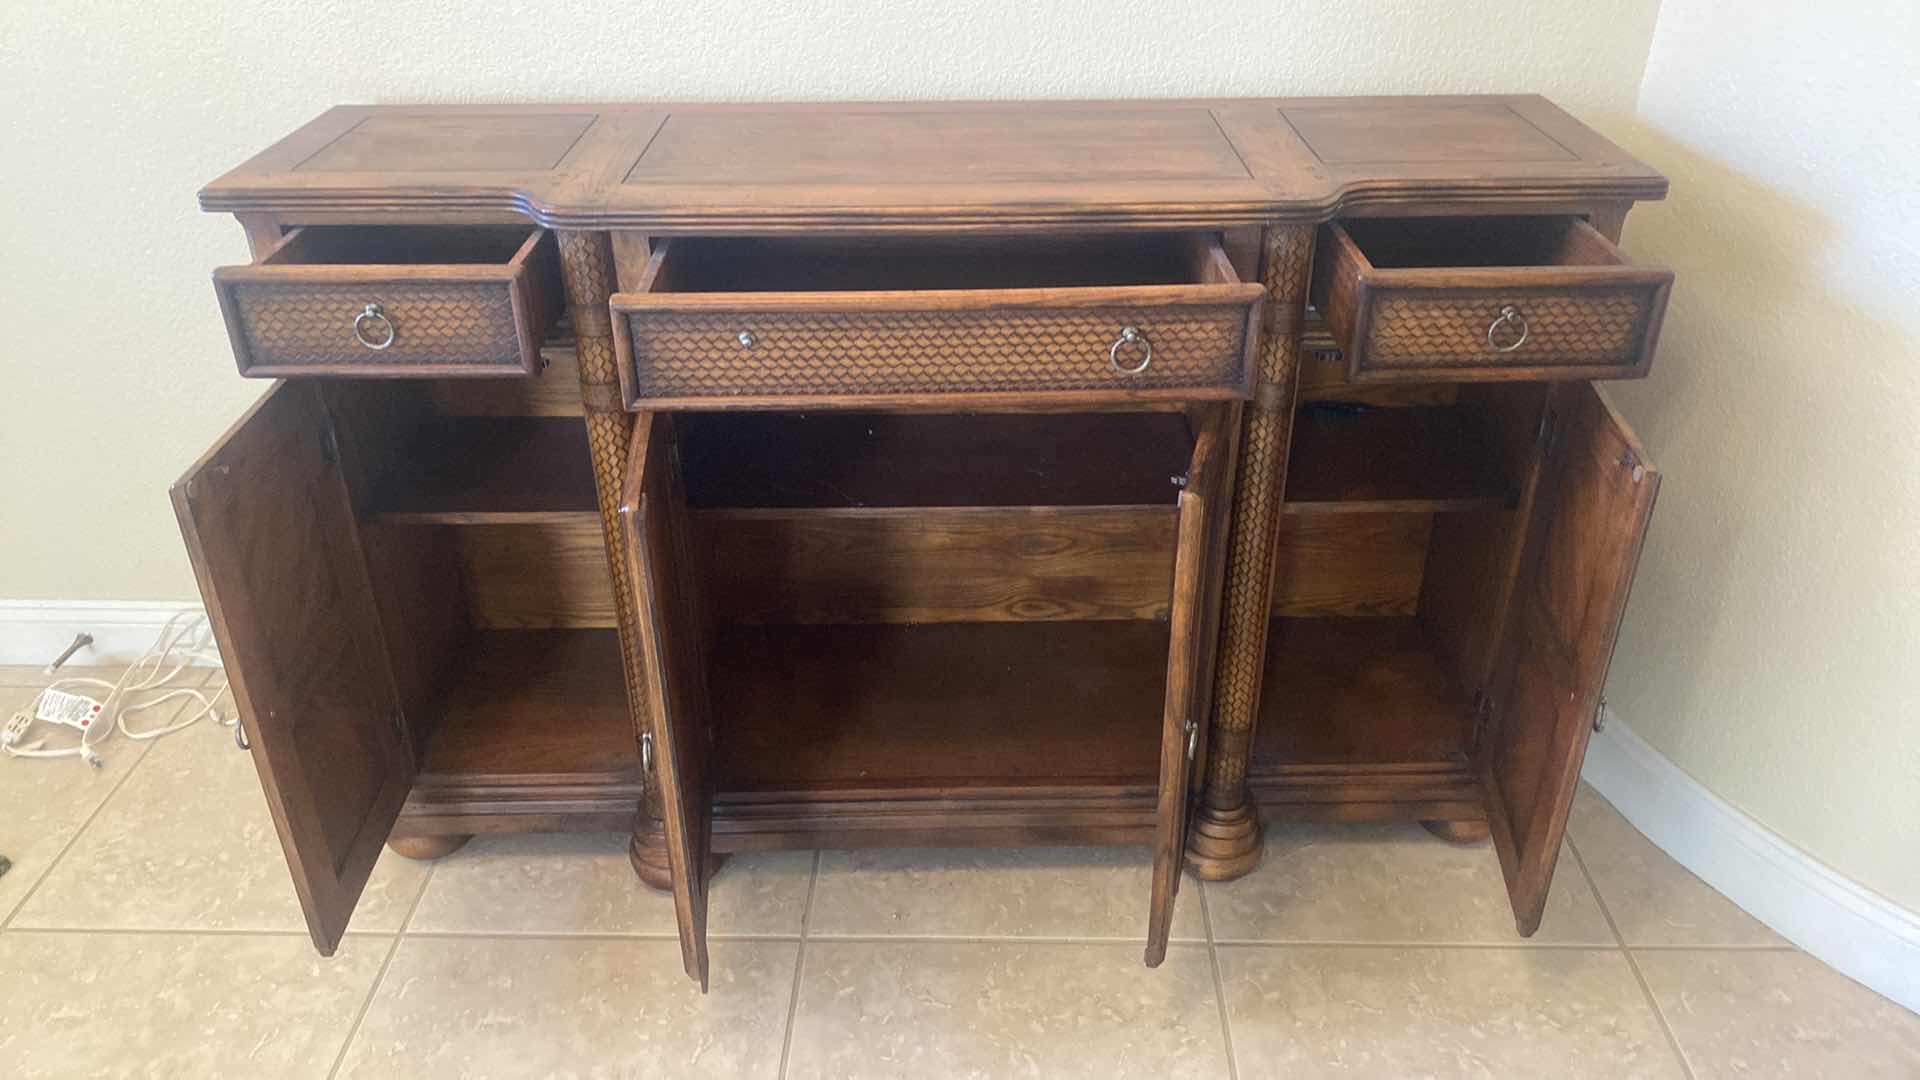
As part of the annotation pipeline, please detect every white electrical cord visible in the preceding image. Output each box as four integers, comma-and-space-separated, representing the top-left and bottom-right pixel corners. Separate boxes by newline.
2, 611, 233, 768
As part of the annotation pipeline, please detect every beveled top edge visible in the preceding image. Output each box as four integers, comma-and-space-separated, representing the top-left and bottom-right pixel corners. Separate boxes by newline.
198, 95, 1667, 229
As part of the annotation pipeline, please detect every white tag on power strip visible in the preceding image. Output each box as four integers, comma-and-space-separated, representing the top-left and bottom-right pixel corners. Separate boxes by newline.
34, 688, 104, 731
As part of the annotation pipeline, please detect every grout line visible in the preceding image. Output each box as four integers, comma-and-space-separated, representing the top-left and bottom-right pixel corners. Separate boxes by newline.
398, 928, 797, 942
777, 850, 821, 1080
327, 860, 437, 1080
1623, 942, 1801, 952
1, 728, 161, 929
0, 925, 316, 938
1198, 881, 1240, 1080
797, 932, 1215, 946
1569, 837, 1695, 1080
1207, 938, 1621, 950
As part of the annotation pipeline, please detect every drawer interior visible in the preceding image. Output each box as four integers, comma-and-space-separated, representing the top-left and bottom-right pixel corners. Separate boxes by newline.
261, 225, 539, 267
1338, 215, 1626, 270
644, 232, 1238, 293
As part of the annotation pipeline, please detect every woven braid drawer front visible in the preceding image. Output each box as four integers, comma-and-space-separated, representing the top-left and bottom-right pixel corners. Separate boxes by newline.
213, 226, 562, 378
609, 235, 1265, 411
1313, 217, 1672, 384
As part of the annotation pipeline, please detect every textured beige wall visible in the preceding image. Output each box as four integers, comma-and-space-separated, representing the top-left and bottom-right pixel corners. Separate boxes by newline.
1604, 0, 1920, 910
0, 0, 1664, 600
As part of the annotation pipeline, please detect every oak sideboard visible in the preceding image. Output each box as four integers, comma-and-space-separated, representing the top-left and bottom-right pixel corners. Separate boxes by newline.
176, 96, 1669, 988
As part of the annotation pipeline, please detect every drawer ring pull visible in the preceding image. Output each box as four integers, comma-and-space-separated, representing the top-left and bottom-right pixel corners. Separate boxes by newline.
353, 303, 397, 351
1109, 326, 1153, 374
1487, 306, 1529, 353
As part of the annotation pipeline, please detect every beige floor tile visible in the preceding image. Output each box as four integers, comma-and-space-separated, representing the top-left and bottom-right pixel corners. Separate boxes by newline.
1220, 945, 1683, 1078
808, 845, 1206, 942
787, 940, 1227, 1079
1635, 949, 1920, 1077
1204, 823, 1614, 944
1568, 784, 1785, 946
408, 832, 812, 936
0, 929, 387, 1079
334, 936, 796, 1079
11, 719, 427, 932
0, 687, 161, 922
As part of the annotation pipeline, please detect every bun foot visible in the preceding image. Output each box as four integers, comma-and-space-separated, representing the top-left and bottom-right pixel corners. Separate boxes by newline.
1183, 798, 1263, 881
386, 834, 473, 861
1421, 818, 1491, 844
628, 819, 674, 891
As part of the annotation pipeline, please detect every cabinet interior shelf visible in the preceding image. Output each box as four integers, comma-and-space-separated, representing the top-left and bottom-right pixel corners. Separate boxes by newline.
417, 628, 638, 780
1252, 616, 1476, 768
1284, 406, 1514, 515
711, 621, 1168, 796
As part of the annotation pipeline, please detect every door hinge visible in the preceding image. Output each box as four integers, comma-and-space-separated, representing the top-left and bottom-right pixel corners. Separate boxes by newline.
389, 710, 407, 745
1593, 696, 1608, 733
1470, 690, 1494, 749
320, 416, 342, 465
1535, 407, 1560, 458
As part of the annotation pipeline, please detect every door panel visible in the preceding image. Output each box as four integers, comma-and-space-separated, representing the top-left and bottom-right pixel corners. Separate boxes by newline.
620, 412, 715, 990
171, 381, 411, 955
1485, 382, 1659, 933
1146, 405, 1236, 965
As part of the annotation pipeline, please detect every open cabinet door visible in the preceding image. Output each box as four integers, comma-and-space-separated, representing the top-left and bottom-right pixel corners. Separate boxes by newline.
1146, 405, 1235, 966
1485, 382, 1659, 934
171, 381, 412, 956
620, 412, 716, 990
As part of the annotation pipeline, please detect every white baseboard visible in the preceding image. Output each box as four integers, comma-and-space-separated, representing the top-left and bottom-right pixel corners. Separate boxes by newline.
1583, 709, 1920, 1015
0, 599, 214, 670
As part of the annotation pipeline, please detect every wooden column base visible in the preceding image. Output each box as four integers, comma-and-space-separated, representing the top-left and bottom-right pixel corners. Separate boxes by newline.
628, 818, 674, 891
386, 834, 472, 861
1421, 818, 1492, 844
1182, 799, 1263, 881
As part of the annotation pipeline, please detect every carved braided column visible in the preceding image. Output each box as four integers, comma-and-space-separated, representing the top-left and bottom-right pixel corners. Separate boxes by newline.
555, 230, 672, 890
1186, 223, 1315, 880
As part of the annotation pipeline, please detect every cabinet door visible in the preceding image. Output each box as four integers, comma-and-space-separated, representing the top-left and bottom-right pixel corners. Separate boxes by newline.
620, 412, 716, 990
171, 381, 411, 955
1485, 382, 1659, 933
1146, 405, 1235, 966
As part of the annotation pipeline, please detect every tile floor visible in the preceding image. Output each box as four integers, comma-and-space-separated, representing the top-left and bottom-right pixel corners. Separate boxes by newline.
3, 667, 1917, 1078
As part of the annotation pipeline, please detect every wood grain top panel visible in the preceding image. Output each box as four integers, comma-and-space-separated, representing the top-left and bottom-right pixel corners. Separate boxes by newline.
200, 96, 1666, 229
297, 112, 600, 173
625, 107, 1253, 185
1281, 100, 1576, 165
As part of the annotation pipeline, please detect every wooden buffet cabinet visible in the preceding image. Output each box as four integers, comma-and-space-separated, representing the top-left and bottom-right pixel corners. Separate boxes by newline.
176, 97, 1670, 989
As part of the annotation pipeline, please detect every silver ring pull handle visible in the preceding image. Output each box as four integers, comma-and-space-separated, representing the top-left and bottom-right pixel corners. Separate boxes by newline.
1486, 306, 1529, 353
1109, 326, 1152, 374
640, 732, 654, 774
353, 303, 397, 351
233, 720, 250, 751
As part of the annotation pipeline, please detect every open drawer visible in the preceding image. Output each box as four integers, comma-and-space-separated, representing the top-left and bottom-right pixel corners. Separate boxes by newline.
1312, 216, 1673, 383
213, 225, 563, 378
608, 234, 1265, 410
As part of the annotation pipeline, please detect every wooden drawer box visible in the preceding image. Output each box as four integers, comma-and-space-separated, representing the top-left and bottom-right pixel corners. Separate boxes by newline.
1312, 217, 1673, 382
609, 234, 1265, 410
213, 226, 562, 378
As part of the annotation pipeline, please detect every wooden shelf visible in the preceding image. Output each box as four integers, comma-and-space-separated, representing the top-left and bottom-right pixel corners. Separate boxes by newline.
1252, 617, 1475, 768
680, 412, 1194, 510
368, 418, 596, 524
1284, 405, 1512, 514
711, 621, 1169, 795
418, 629, 638, 779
